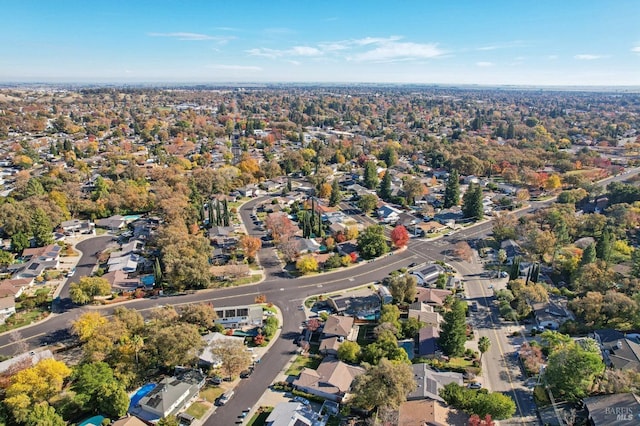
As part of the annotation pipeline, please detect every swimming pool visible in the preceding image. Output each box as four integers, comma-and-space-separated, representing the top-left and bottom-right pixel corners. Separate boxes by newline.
123, 214, 142, 222
129, 383, 156, 412
79, 415, 104, 426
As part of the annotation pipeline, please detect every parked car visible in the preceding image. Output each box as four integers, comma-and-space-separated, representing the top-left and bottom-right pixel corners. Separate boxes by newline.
408, 262, 417, 268
211, 376, 223, 385
240, 368, 254, 379
293, 396, 310, 406
219, 390, 234, 405
467, 382, 482, 389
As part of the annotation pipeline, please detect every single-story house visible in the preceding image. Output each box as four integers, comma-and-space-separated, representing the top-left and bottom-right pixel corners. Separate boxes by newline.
336, 240, 358, 256
319, 336, 343, 358
265, 402, 323, 426
415, 288, 452, 307
322, 315, 356, 340
109, 240, 143, 258
137, 370, 206, 419
102, 270, 140, 290
411, 264, 445, 286
377, 205, 402, 223
0, 278, 31, 299
408, 363, 464, 401
417, 221, 448, 235
328, 291, 381, 319
59, 219, 94, 235
95, 215, 127, 231
213, 305, 263, 329
593, 329, 640, 372
408, 302, 442, 326
398, 399, 459, 426
111, 416, 148, 426
293, 358, 365, 403
107, 253, 140, 273
583, 393, 640, 425
532, 296, 573, 330
198, 332, 246, 368
417, 325, 440, 357
501, 239, 524, 263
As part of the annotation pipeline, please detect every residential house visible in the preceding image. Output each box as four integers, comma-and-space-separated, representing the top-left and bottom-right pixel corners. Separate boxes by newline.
378, 285, 393, 304
107, 253, 140, 273
265, 402, 325, 426
336, 240, 358, 257
433, 208, 463, 226
532, 296, 573, 330
95, 215, 127, 231
593, 329, 640, 372
208, 226, 236, 246
10, 245, 62, 283
0, 278, 31, 299
398, 399, 453, 426
292, 358, 365, 403
59, 219, 94, 235
137, 370, 206, 419
408, 302, 442, 327
395, 212, 419, 228
377, 204, 402, 223
295, 237, 321, 254
415, 288, 452, 308
109, 240, 143, 258
198, 332, 246, 368
417, 221, 447, 235
411, 264, 445, 286
328, 290, 381, 319
322, 315, 356, 341
111, 416, 148, 426
213, 305, 263, 329
417, 326, 440, 357
0, 296, 15, 324
102, 270, 140, 291
408, 363, 464, 401
319, 337, 342, 358
582, 393, 640, 425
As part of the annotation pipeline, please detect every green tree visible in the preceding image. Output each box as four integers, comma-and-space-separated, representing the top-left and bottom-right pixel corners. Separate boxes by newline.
27, 402, 65, 426
337, 340, 361, 364
401, 317, 423, 339
72, 362, 129, 419
32, 207, 54, 246
462, 182, 484, 220
443, 169, 460, 208
581, 242, 597, 266
0, 250, 15, 267
357, 194, 378, 214
179, 303, 218, 329
363, 161, 379, 189
439, 383, 516, 420
596, 228, 614, 262
403, 177, 425, 205
385, 274, 417, 304
380, 145, 398, 168
329, 179, 342, 207
69, 277, 112, 305
157, 417, 179, 426
632, 248, 640, 278
544, 341, 604, 401
478, 336, 490, 361
439, 299, 467, 356
210, 340, 253, 379
11, 231, 29, 253
378, 170, 392, 201
357, 225, 389, 259
351, 358, 416, 411
145, 323, 204, 368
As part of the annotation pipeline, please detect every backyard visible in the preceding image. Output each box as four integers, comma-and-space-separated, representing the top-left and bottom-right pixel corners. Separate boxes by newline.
284, 354, 322, 376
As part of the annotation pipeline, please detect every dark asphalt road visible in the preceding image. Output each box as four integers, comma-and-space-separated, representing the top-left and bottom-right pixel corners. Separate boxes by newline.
0, 168, 637, 424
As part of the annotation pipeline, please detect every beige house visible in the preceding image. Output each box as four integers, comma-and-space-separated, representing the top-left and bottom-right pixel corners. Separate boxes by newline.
293, 358, 364, 402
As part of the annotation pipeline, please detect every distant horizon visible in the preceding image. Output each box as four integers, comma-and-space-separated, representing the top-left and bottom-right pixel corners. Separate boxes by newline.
2, 81, 640, 94
1, 1, 639, 86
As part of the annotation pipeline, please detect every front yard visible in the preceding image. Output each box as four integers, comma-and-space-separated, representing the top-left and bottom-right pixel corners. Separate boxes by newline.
284, 354, 322, 376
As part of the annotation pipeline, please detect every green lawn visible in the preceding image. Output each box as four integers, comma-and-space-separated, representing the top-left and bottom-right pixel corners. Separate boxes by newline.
0, 309, 48, 333
447, 357, 475, 369
185, 401, 208, 419
200, 386, 224, 403
246, 407, 273, 426
285, 355, 322, 376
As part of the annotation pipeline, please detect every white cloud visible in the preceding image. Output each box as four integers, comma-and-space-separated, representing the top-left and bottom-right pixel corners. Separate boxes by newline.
207, 64, 262, 71
353, 36, 403, 46
148, 32, 213, 41
352, 41, 444, 62
632, 46, 640, 53
476, 40, 525, 51
476, 61, 494, 67
574, 54, 603, 60
247, 46, 323, 59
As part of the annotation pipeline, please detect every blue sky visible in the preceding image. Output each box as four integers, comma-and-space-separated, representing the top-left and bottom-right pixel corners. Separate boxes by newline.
1, 0, 639, 85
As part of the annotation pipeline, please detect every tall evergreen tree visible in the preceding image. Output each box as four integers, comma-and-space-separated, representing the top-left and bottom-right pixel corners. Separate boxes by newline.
223, 199, 230, 227
215, 200, 222, 226
378, 170, 392, 201
506, 122, 516, 139
443, 170, 460, 208
581, 243, 597, 266
329, 179, 342, 207
462, 183, 483, 220
596, 228, 614, 262
32, 208, 54, 247
439, 299, 467, 356
363, 161, 379, 189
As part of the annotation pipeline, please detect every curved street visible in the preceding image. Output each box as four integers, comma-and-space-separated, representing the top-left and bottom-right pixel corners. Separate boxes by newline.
0, 168, 636, 425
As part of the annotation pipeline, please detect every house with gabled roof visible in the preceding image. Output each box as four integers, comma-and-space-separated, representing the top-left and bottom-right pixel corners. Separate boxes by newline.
292, 358, 365, 403
408, 363, 464, 401
417, 325, 440, 357
593, 329, 640, 372
583, 393, 640, 425
408, 302, 442, 326
322, 315, 356, 340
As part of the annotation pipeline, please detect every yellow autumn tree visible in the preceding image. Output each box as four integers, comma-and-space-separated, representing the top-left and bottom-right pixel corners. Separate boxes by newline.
318, 182, 332, 199
545, 174, 562, 191
72, 311, 108, 342
296, 255, 319, 274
